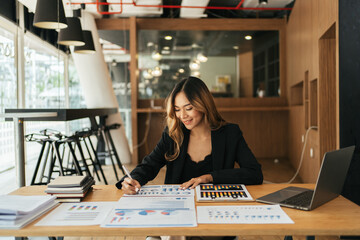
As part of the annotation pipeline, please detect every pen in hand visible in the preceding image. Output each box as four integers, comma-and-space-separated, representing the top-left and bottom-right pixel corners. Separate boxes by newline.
122, 165, 139, 193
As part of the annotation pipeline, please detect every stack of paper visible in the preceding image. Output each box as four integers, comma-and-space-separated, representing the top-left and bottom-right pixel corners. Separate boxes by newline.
0, 195, 58, 229
45, 175, 95, 202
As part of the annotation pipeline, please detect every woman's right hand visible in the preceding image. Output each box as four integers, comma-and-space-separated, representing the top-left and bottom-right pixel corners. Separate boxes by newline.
121, 177, 141, 195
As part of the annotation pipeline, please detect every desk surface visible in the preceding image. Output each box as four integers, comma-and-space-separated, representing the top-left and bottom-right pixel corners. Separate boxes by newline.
4, 108, 118, 121
1, 184, 360, 237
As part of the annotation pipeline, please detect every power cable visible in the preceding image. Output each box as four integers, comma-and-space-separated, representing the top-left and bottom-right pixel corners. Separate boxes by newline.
263, 126, 318, 184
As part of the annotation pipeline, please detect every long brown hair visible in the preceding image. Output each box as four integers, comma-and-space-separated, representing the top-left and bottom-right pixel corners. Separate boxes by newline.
165, 76, 226, 161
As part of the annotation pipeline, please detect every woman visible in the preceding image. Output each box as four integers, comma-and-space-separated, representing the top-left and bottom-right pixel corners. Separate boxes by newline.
116, 76, 263, 194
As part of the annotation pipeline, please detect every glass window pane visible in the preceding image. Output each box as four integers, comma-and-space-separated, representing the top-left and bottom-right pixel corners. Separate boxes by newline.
138, 30, 279, 99
0, 25, 16, 176
69, 56, 86, 108
24, 34, 65, 108
23, 35, 67, 183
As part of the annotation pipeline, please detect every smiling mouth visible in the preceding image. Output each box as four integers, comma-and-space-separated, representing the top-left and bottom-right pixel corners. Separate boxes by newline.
183, 120, 192, 125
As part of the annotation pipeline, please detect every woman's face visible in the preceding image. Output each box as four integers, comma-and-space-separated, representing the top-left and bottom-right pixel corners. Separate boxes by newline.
174, 91, 205, 130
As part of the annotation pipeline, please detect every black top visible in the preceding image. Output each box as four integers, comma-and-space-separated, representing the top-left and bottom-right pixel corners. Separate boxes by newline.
115, 123, 263, 189
180, 153, 213, 183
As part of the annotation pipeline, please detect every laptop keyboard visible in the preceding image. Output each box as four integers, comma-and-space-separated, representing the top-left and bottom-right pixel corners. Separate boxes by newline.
280, 190, 314, 207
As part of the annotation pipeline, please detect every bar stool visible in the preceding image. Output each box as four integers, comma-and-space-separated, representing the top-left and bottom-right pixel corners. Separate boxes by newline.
74, 128, 108, 184
27, 129, 91, 185
26, 130, 68, 185
95, 123, 125, 181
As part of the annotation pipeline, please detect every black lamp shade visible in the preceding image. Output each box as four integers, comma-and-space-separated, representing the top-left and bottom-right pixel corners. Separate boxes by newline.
74, 30, 96, 54
33, 0, 67, 29
58, 17, 85, 46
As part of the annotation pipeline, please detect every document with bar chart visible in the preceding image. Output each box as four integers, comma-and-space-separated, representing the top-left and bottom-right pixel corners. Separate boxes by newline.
197, 205, 294, 224
123, 185, 194, 197
195, 184, 253, 202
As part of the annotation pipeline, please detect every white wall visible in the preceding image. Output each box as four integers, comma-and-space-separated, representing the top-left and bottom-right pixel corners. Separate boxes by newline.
199, 56, 238, 97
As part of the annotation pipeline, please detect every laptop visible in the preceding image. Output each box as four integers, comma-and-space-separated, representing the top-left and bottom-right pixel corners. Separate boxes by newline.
256, 145, 355, 211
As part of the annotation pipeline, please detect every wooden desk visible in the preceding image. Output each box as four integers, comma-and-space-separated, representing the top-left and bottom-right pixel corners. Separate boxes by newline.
1, 184, 360, 237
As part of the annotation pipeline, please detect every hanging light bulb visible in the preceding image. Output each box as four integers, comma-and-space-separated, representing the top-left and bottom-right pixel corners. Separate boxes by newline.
192, 71, 201, 78
151, 44, 162, 61
197, 53, 208, 63
151, 51, 162, 61
152, 66, 163, 77
142, 69, 153, 79
189, 60, 201, 71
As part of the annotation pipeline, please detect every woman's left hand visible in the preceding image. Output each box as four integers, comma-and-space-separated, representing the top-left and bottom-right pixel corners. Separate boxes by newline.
180, 174, 213, 189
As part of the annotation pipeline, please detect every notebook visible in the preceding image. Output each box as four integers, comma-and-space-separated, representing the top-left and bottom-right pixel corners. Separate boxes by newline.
256, 145, 355, 211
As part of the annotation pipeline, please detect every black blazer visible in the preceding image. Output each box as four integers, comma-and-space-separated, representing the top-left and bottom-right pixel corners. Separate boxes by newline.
116, 123, 263, 189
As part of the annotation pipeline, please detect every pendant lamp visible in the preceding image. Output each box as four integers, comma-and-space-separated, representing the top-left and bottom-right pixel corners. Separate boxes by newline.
74, 30, 96, 54
58, 17, 85, 46
33, 0, 67, 29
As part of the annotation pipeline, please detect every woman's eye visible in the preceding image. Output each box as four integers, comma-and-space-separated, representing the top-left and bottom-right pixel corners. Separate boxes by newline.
174, 109, 180, 112
186, 107, 193, 111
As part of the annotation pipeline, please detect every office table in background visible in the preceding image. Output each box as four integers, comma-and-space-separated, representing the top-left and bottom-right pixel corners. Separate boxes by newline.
1, 184, 360, 237
0, 108, 118, 187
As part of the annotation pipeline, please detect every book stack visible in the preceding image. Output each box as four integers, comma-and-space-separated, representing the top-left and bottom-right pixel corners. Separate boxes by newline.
0, 195, 58, 229
45, 175, 95, 203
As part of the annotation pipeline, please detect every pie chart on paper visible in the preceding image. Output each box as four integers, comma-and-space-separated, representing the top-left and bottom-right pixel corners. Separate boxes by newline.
161, 210, 177, 215
138, 210, 156, 216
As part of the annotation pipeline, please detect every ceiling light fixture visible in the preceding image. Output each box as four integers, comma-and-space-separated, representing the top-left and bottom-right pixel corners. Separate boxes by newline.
245, 35, 252, 40
58, 17, 85, 46
74, 30, 96, 54
164, 36, 173, 40
259, 0, 268, 5
33, 0, 67, 29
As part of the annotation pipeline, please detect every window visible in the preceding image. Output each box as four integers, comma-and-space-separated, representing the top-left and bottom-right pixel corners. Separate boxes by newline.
24, 34, 66, 109
0, 23, 17, 174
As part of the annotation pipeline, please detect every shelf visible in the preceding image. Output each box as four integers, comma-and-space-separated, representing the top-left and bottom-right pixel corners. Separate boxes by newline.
309, 79, 318, 127
137, 106, 289, 113
137, 108, 165, 113
290, 81, 304, 106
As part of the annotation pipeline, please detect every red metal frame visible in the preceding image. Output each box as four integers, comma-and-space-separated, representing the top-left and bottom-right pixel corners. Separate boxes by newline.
68, 0, 292, 15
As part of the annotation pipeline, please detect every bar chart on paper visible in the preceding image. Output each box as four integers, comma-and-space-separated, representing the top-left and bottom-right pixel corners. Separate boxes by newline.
36, 202, 115, 226
195, 184, 253, 201
124, 185, 194, 197
196, 205, 294, 224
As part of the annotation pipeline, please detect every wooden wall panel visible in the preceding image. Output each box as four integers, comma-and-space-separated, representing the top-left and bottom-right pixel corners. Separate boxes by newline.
286, 0, 338, 182
138, 111, 289, 161
221, 111, 289, 159
137, 113, 166, 162
239, 51, 253, 97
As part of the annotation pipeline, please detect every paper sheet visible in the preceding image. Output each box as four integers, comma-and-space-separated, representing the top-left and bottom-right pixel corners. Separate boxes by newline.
101, 196, 197, 228
197, 205, 294, 224
123, 185, 194, 197
36, 202, 116, 226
